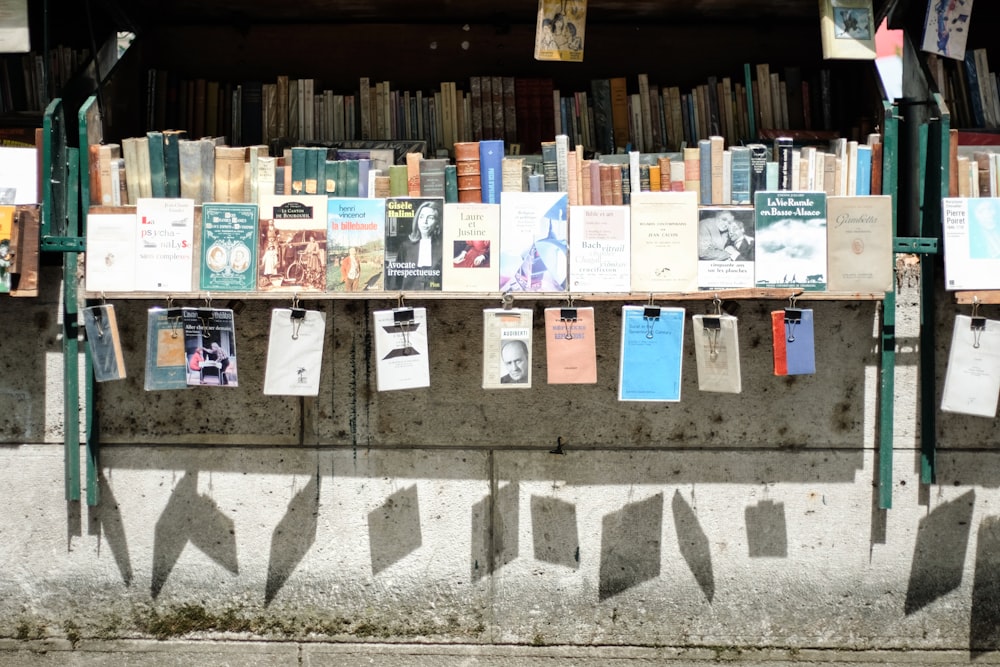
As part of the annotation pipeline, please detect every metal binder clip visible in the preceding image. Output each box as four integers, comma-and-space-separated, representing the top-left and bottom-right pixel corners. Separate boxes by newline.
204, 292, 213, 308
290, 294, 307, 340
784, 294, 802, 343
559, 307, 578, 340
971, 298, 986, 349
394, 308, 416, 354
643, 301, 661, 340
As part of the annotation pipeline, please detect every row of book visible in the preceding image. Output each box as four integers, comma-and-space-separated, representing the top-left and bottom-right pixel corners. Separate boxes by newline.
84, 190, 896, 300
927, 49, 1000, 131
0, 46, 90, 115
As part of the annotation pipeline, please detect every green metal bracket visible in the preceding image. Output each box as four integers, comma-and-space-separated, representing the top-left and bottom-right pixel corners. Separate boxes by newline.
878, 100, 900, 510
894, 237, 938, 254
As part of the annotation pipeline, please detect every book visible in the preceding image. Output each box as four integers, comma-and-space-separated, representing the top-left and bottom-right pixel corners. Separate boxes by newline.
257, 194, 329, 292
147, 131, 166, 198
162, 129, 185, 198
135, 197, 195, 292
533, 0, 586, 63
144, 307, 188, 391
825, 195, 893, 292
372, 307, 431, 391
629, 191, 698, 292
698, 206, 756, 289
543, 306, 597, 384
568, 204, 630, 293
819, 0, 877, 60
942, 197, 1000, 290
83, 304, 126, 382
200, 203, 259, 291
263, 308, 327, 396
418, 157, 448, 198
771, 308, 816, 376
479, 139, 504, 204
482, 307, 533, 388
84, 212, 138, 292
498, 191, 569, 293
921, 0, 974, 61
754, 191, 828, 291
683, 147, 700, 201
182, 307, 238, 387
384, 197, 444, 291
940, 315, 1000, 418
692, 312, 742, 393
730, 145, 752, 205
326, 197, 386, 292
214, 146, 246, 203
442, 202, 500, 292
618, 305, 684, 402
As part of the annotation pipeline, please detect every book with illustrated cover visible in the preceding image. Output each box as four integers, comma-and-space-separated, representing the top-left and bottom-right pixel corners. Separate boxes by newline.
819, 0, 877, 60
826, 195, 893, 292
568, 205, 630, 293
135, 197, 195, 292
182, 307, 239, 387
483, 307, 533, 389
692, 313, 741, 393
263, 308, 327, 396
257, 194, 328, 293
940, 315, 1000, 418
544, 306, 597, 384
0, 205, 15, 293
771, 308, 816, 376
629, 191, 698, 293
83, 304, 126, 382
200, 203, 259, 292
921, 0, 973, 60
697, 206, 755, 290
384, 197, 444, 291
754, 191, 828, 291
942, 197, 1000, 290
144, 307, 188, 391
442, 202, 500, 293
498, 191, 569, 293
534, 0, 586, 63
618, 305, 684, 402
373, 307, 430, 391
327, 197, 385, 292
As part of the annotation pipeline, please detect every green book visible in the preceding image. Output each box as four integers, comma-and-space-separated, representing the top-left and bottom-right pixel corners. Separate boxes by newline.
291, 146, 307, 194
200, 202, 259, 291
162, 129, 186, 198
444, 164, 458, 203
389, 164, 408, 196
146, 131, 166, 198
344, 159, 359, 198
314, 148, 327, 197
325, 159, 339, 196
144, 307, 188, 391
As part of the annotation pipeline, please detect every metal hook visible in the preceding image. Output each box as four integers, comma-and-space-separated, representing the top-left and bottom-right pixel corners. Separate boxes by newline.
648, 292, 655, 306
204, 292, 213, 309
972, 296, 980, 319
292, 292, 300, 310
713, 294, 722, 316
398, 293, 406, 309
100, 291, 107, 305
788, 293, 798, 309
501, 291, 514, 310
566, 294, 575, 308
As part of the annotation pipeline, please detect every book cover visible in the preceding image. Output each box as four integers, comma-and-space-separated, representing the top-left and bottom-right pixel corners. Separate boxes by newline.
544, 306, 597, 384
263, 308, 327, 396
482, 307, 533, 388
144, 307, 188, 391
942, 197, 1000, 290
698, 206, 756, 289
618, 305, 684, 402
442, 202, 500, 293
83, 304, 126, 382
200, 203, 258, 292
498, 191, 569, 293
692, 312, 741, 393
84, 212, 137, 293
419, 157, 448, 198
568, 204, 630, 292
940, 315, 1000, 417
257, 194, 328, 293
754, 191, 828, 291
384, 197, 444, 291
183, 307, 238, 387
326, 197, 385, 292
771, 308, 816, 376
135, 198, 195, 292
921, 0, 973, 61
819, 0, 877, 60
533, 0, 586, 62
826, 195, 893, 292
479, 140, 504, 204
629, 191, 698, 293
373, 307, 431, 391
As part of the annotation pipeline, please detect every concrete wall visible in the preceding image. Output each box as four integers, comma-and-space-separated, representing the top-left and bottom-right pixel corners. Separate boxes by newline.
2, 265, 999, 653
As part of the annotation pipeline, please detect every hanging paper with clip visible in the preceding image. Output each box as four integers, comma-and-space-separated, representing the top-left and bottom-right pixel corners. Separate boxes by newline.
263, 304, 327, 396
182, 306, 238, 387
941, 311, 1000, 418
83, 304, 127, 382
692, 299, 741, 393
373, 306, 430, 391
618, 304, 685, 401
544, 305, 597, 384
771, 298, 815, 376
483, 304, 533, 388
145, 305, 188, 391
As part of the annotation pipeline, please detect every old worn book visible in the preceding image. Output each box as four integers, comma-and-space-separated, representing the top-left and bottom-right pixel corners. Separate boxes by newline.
258, 194, 328, 293
544, 306, 597, 384
97, 144, 121, 206
629, 191, 698, 292
83, 304, 126, 382
826, 195, 893, 292
692, 313, 741, 393
214, 146, 246, 203
0, 205, 15, 293
144, 307, 188, 391
162, 129, 186, 198
442, 202, 499, 293
568, 204, 630, 293
147, 131, 167, 197
819, 0, 877, 60
754, 191, 827, 291
178, 139, 204, 204
200, 202, 258, 291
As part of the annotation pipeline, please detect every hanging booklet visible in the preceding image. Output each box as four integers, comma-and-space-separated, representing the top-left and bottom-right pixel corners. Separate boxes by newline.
144, 307, 188, 391
692, 312, 742, 393
618, 305, 685, 402
263, 307, 327, 396
373, 307, 430, 391
771, 307, 816, 376
183, 307, 239, 387
483, 307, 533, 388
533, 0, 586, 62
941, 314, 1000, 418
544, 306, 597, 384
82, 304, 126, 382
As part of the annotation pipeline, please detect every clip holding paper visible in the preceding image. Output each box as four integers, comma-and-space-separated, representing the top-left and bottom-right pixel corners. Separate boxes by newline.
289, 299, 307, 340
784, 306, 802, 343
702, 316, 721, 359
971, 298, 986, 349
643, 304, 661, 340
394, 308, 416, 353
559, 308, 578, 340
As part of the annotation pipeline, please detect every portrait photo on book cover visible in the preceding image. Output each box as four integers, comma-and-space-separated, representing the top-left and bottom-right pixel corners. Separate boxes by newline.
497, 338, 531, 384
258, 219, 327, 292
186, 331, 238, 387
698, 208, 755, 262
385, 199, 444, 291
968, 198, 1000, 259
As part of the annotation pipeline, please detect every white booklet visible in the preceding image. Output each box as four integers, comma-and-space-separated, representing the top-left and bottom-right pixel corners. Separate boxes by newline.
263, 308, 327, 396
691, 312, 742, 393
483, 307, 533, 388
373, 307, 430, 391
941, 314, 1000, 418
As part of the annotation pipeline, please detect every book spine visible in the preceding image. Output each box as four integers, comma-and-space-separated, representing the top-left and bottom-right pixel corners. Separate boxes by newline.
698, 138, 712, 204
731, 145, 751, 205
479, 139, 504, 204
555, 134, 570, 193
163, 130, 184, 198
683, 146, 700, 201
774, 136, 794, 191
540, 141, 558, 193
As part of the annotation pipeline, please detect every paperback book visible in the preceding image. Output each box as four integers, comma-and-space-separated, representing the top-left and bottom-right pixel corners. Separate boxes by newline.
83, 304, 126, 382
921, 0, 973, 60
183, 307, 239, 387
373, 307, 431, 391
263, 308, 327, 396
442, 202, 500, 292
618, 305, 685, 402
629, 191, 698, 293
135, 197, 196, 292
483, 307, 533, 389
691, 312, 741, 393
258, 194, 328, 293
200, 203, 259, 292
568, 205, 630, 293
771, 308, 816, 376
327, 197, 386, 291
543, 306, 597, 384
942, 197, 1000, 290
754, 191, 828, 291
819, 0, 877, 60
826, 195, 893, 292
144, 307, 188, 391
498, 191, 569, 293
384, 197, 444, 291
697, 206, 755, 290
85, 212, 138, 293
533, 0, 586, 63
940, 315, 1000, 418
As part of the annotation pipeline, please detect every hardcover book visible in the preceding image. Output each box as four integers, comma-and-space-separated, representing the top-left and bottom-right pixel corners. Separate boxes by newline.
543, 306, 597, 384
483, 307, 533, 389
326, 197, 386, 292
754, 191, 828, 291
629, 191, 698, 293
373, 307, 431, 391
263, 308, 327, 396
384, 197, 444, 291
144, 307, 188, 391
83, 304, 126, 382
257, 194, 329, 293
85, 212, 138, 293
568, 204, 630, 293
618, 305, 685, 402
692, 312, 741, 393
442, 202, 500, 293
942, 197, 1000, 290
200, 203, 258, 292
498, 191, 569, 293
940, 315, 1000, 418
826, 195, 893, 292
819, 0, 877, 60
135, 198, 195, 292
182, 307, 239, 387
698, 206, 756, 289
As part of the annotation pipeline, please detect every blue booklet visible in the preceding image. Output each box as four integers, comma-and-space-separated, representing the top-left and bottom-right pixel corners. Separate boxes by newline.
618, 305, 685, 401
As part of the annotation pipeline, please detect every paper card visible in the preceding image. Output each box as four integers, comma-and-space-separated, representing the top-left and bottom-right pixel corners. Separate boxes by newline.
692, 313, 742, 393
483, 307, 533, 388
263, 308, 327, 396
144, 307, 187, 391
183, 307, 238, 387
942, 197, 1000, 290
373, 307, 430, 391
84, 212, 137, 293
941, 314, 1000, 418
83, 304, 126, 382
568, 205, 630, 292
618, 305, 684, 401
135, 198, 195, 292
771, 309, 816, 376
544, 306, 597, 384
921, 0, 973, 60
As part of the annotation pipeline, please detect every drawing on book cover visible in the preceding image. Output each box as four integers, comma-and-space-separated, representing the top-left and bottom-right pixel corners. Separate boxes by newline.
499, 193, 569, 293
833, 5, 872, 40
921, 0, 973, 60
533, 0, 586, 63
183, 308, 239, 387
327, 197, 385, 291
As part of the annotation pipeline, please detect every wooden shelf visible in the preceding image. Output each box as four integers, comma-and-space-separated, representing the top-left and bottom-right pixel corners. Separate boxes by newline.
955, 291, 1000, 305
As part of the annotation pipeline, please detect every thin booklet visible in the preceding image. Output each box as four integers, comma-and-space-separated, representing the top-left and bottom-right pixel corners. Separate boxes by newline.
373, 307, 430, 391
544, 306, 597, 384
618, 305, 685, 402
692, 312, 742, 393
83, 304, 126, 382
941, 314, 1000, 418
144, 307, 188, 391
183, 307, 239, 387
483, 307, 533, 388
771, 308, 816, 376
263, 308, 327, 396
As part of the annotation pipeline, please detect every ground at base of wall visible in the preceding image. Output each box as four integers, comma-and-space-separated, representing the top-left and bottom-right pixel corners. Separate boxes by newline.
2, 639, 1000, 666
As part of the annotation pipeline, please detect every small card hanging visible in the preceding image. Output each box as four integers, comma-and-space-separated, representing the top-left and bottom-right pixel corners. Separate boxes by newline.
83, 303, 126, 382
544, 304, 597, 384
145, 305, 188, 391
263, 302, 327, 396
373, 306, 430, 391
771, 297, 815, 376
619, 303, 685, 402
941, 310, 1000, 418
483, 303, 533, 389
692, 299, 741, 393
182, 305, 238, 387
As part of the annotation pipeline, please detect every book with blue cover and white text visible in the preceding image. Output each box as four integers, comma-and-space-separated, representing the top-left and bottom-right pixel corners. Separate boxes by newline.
618, 305, 684, 401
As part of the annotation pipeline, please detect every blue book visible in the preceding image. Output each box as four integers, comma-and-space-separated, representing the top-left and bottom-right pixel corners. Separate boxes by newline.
698, 139, 711, 205
479, 139, 504, 203
855, 144, 872, 196
357, 158, 370, 198
963, 51, 986, 128
618, 305, 685, 402
784, 309, 816, 375
144, 307, 188, 391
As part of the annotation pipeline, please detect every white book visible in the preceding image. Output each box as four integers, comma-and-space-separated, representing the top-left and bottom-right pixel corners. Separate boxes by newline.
441, 203, 500, 293
85, 212, 137, 292
555, 134, 570, 193
941, 315, 1000, 418
483, 307, 532, 388
942, 197, 1000, 290
134, 198, 195, 292
263, 308, 327, 396
498, 191, 569, 293
692, 313, 741, 393
568, 205, 631, 293
373, 307, 430, 391
629, 191, 698, 292
721, 149, 732, 205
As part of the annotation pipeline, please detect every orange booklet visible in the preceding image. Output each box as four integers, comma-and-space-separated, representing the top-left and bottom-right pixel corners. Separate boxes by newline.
544, 306, 597, 384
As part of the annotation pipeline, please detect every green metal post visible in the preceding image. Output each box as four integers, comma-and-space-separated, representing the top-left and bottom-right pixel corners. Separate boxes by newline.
878, 101, 899, 510
78, 96, 100, 506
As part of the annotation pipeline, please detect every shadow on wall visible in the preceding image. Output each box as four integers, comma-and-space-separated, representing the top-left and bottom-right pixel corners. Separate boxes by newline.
266, 472, 320, 603
531, 495, 579, 570
368, 484, 422, 575
904, 490, 974, 616
471, 481, 519, 582
599, 493, 662, 601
